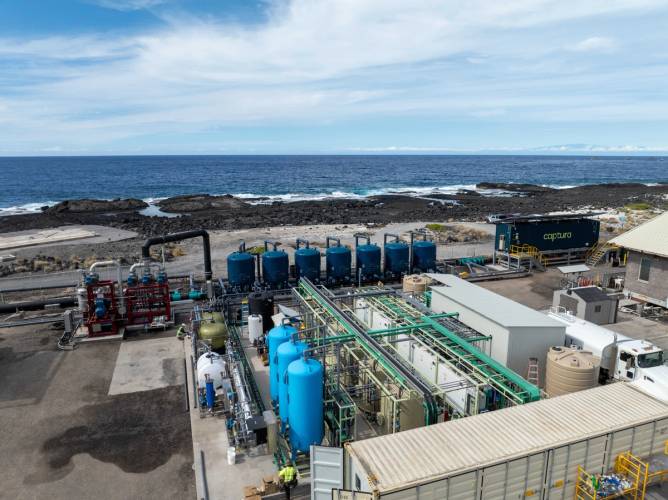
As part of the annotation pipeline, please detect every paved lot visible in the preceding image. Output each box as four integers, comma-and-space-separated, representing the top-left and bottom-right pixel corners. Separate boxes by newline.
477, 269, 668, 349
0, 325, 194, 500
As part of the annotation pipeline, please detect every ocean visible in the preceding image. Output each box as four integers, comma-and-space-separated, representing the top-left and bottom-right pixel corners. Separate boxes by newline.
1, 155, 666, 214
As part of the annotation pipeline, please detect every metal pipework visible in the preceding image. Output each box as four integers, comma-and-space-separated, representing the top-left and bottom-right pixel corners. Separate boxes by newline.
326, 236, 341, 248
89, 260, 125, 310
384, 233, 401, 245
354, 233, 371, 248
296, 238, 310, 249
264, 240, 279, 252
408, 230, 427, 274
142, 229, 212, 296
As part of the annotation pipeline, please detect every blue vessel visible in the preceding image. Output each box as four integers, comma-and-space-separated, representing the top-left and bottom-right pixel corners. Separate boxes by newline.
295, 239, 321, 282
325, 237, 351, 284
384, 234, 410, 276
262, 242, 289, 289
354, 234, 381, 281
267, 323, 297, 403
227, 242, 255, 290
277, 339, 307, 429
287, 357, 324, 454
412, 240, 436, 272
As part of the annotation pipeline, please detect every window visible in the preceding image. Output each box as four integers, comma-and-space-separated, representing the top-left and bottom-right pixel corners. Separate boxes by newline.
594, 305, 602, 313
355, 475, 361, 491
639, 257, 651, 282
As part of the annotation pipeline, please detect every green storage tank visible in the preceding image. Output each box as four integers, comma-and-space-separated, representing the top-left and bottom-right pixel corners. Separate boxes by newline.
199, 312, 228, 350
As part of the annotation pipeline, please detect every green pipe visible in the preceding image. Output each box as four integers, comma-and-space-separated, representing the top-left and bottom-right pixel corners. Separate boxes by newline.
299, 281, 408, 386
420, 315, 541, 401
369, 295, 537, 404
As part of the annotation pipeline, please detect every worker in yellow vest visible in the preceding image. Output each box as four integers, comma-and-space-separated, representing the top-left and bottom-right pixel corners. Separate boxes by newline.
278, 461, 298, 499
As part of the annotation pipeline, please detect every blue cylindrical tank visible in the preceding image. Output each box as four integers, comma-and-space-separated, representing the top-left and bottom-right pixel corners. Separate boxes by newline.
384, 242, 410, 275
326, 246, 351, 283
262, 250, 289, 289
227, 251, 255, 289
277, 340, 307, 427
412, 240, 436, 272
356, 244, 381, 280
295, 247, 321, 282
267, 324, 297, 403
287, 357, 324, 453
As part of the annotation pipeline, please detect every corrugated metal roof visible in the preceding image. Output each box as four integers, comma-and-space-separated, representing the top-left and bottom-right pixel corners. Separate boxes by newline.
428, 274, 564, 328
609, 211, 668, 258
346, 383, 668, 494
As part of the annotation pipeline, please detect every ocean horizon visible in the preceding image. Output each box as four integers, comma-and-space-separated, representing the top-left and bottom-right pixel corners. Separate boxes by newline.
1, 154, 667, 215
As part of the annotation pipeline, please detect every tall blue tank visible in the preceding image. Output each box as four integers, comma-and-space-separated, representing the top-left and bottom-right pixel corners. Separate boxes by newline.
412, 240, 437, 272
227, 251, 255, 289
326, 246, 351, 283
384, 242, 410, 275
287, 357, 324, 453
356, 244, 381, 281
295, 246, 321, 282
262, 250, 289, 289
267, 324, 297, 403
277, 340, 307, 427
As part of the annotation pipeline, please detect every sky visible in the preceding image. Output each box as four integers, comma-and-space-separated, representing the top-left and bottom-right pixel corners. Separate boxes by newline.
1, 0, 668, 155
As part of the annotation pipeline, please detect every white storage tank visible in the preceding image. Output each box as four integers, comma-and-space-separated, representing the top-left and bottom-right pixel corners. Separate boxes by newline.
196, 351, 227, 390
545, 346, 600, 397
248, 314, 263, 343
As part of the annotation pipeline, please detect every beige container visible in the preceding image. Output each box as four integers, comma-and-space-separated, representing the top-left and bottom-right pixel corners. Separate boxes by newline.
545, 346, 600, 397
403, 274, 431, 293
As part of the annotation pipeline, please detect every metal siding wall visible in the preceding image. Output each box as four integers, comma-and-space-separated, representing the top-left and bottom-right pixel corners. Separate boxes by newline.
376, 416, 668, 500
479, 463, 508, 499
446, 472, 478, 500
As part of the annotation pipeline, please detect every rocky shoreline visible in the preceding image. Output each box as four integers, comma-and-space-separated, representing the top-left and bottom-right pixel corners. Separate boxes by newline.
1, 183, 666, 237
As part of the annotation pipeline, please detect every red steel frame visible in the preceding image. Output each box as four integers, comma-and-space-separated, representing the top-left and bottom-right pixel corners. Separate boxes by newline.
125, 283, 171, 325
86, 280, 120, 337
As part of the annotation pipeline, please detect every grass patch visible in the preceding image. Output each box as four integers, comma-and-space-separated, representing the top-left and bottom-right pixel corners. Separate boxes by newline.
426, 223, 446, 232
248, 245, 266, 255
625, 202, 652, 211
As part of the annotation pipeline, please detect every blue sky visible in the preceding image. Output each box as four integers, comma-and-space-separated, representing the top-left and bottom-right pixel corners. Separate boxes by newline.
1, 0, 668, 155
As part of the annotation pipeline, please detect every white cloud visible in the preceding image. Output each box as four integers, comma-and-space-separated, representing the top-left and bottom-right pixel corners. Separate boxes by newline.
0, 0, 667, 152
568, 36, 617, 52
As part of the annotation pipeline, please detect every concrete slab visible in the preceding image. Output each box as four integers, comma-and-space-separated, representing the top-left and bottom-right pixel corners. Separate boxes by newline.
0, 228, 98, 250
109, 336, 184, 395
605, 315, 668, 352
0, 325, 194, 499
184, 335, 277, 500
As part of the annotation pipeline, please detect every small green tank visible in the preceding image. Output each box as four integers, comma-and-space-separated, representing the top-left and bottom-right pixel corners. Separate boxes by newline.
199, 312, 228, 350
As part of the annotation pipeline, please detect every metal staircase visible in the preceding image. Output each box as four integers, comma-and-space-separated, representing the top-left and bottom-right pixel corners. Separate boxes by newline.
508, 244, 547, 271
585, 241, 619, 266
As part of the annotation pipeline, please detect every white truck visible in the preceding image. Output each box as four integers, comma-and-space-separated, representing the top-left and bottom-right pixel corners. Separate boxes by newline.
547, 307, 668, 400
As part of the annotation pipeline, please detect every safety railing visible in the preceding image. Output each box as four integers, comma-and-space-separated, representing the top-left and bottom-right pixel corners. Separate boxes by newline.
509, 244, 548, 267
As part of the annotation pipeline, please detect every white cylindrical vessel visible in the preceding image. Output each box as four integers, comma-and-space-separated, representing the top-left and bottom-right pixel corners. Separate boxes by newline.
196, 352, 227, 390
248, 314, 263, 343
77, 287, 88, 313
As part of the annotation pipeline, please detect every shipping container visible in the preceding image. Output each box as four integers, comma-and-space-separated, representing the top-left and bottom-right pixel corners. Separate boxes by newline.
335, 383, 667, 499
494, 214, 600, 253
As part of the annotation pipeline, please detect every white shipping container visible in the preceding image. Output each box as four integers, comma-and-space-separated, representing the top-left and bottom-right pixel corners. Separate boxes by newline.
337, 383, 668, 499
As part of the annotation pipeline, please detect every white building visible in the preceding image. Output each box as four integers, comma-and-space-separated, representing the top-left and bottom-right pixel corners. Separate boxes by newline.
428, 274, 565, 383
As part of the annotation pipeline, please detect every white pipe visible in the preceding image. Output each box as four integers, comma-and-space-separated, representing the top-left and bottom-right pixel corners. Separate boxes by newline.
129, 261, 163, 274
89, 260, 124, 309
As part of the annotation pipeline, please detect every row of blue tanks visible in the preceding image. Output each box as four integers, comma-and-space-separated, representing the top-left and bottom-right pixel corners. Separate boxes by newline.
226, 233, 437, 290
267, 322, 323, 457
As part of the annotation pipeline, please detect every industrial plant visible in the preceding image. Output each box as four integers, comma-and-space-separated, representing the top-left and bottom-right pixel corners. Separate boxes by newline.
2, 211, 668, 500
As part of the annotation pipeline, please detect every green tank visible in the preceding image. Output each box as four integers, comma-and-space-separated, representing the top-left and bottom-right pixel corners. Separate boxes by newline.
199, 312, 228, 350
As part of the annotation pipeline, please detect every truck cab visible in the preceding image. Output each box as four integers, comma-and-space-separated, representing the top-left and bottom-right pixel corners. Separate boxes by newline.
615, 341, 665, 382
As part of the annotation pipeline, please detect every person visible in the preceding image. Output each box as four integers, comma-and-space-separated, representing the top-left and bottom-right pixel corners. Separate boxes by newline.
278, 461, 298, 499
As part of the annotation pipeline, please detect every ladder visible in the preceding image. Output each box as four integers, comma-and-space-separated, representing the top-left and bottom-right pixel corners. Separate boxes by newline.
586, 241, 619, 266
527, 358, 540, 387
